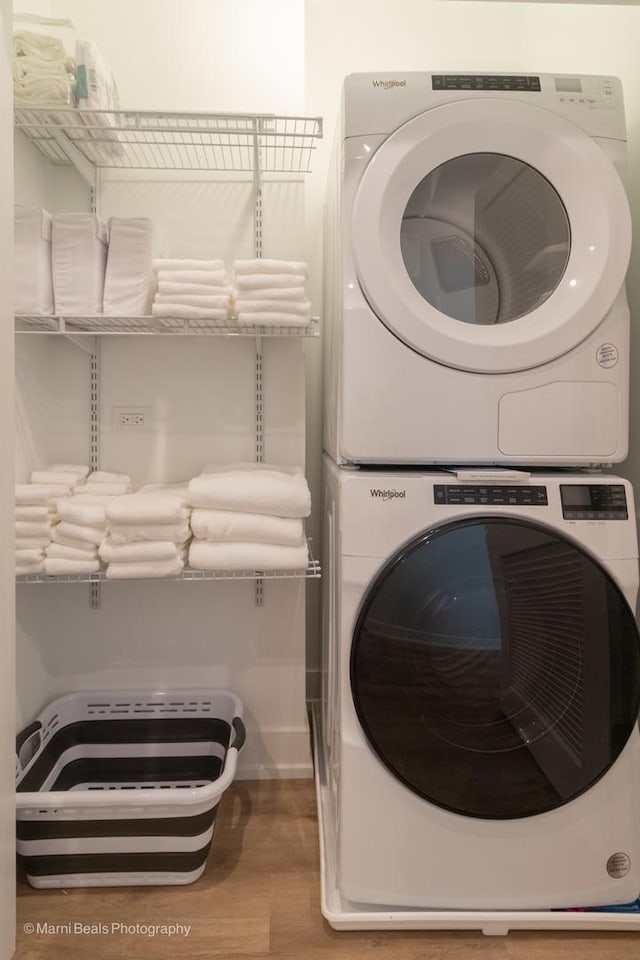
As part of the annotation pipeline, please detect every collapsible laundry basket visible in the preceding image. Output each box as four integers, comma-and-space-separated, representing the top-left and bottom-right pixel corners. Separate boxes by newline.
15, 688, 245, 888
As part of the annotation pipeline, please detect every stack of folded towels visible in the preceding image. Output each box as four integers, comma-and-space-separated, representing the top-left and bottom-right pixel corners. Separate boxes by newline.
187, 462, 311, 572
102, 484, 192, 579
46, 470, 131, 574
232, 258, 311, 328
13, 27, 76, 107
151, 259, 233, 328
15, 463, 88, 575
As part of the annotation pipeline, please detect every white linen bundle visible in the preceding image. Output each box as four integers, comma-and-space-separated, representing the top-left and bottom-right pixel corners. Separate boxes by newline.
187, 463, 310, 572
232, 259, 311, 328
151, 259, 233, 328
102, 484, 191, 578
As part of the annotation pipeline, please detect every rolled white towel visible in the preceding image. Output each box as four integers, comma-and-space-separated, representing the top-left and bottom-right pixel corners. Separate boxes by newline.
105, 491, 189, 525
154, 293, 231, 309
15, 536, 50, 550
15, 505, 53, 521
191, 509, 304, 546
100, 538, 185, 563
155, 269, 228, 286
188, 462, 311, 518
57, 495, 113, 528
30, 470, 83, 486
15, 483, 71, 504
157, 281, 234, 297
80, 481, 132, 496
50, 527, 99, 554
106, 556, 185, 580
151, 303, 230, 321
16, 560, 45, 576
236, 311, 310, 328
236, 273, 307, 290
15, 520, 52, 539
188, 539, 309, 572
234, 299, 311, 315
86, 471, 131, 484
55, 520, 104, 546
233, 286, 306, 302
47, 541, 99, 561
48, 463, 90, 479
233, 259, 309, 278
44, 558, 101, 575
15, 548, 45, 562
108, 520, 191, 545
153, 258, 225, 272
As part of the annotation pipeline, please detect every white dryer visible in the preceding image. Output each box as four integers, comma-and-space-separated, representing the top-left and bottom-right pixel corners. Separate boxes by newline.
323, 72, 632, 466
320, 455, 640, 917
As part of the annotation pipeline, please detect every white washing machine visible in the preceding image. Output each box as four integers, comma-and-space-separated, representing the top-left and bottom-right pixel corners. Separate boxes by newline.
319, 455, 640, 918
323, 72, 632, 466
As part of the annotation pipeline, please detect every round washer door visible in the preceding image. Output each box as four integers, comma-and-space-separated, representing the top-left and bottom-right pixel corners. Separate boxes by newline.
351, 99, 631, 373
350, 517, 640, 819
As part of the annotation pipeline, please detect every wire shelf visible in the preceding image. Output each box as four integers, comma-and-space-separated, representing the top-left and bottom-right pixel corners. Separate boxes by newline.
16, 559, 321, 585
14, 107, 323, 173
15, 315, 320, 337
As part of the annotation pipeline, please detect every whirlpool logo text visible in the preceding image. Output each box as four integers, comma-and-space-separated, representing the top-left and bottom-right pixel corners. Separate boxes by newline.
369, 489, 407, 500
371, 79, 407, 90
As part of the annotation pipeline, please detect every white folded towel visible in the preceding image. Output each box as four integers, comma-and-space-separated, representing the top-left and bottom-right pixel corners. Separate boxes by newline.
157, 281, 234, 297
154, 293, 232, 308
105, 556, 185, 580
103, 218, 154, 317
190, 509, 304, 546
44, 558, 101, 575
155, 269, 228, 286
50, 528, 99, 554
55, 520, 104, 546
233, 286, 307, 302
153, 259, 225, 272
236, 311, 311, 328
233, 259, 309, 278
86, 471, 131, 484
57, 495, 113, 528
15, 483, 70, 504
151, 303, 230, 321
16, 548, 45, 562
236, 274, 307, 290
234, 299, 311, 315
47, 542, 99, 561
108, 521, 191, 545
15, 536, 50, 550
99, 539, 184, 563
48, 463, 90, 479
188, 539, 309, 572
15, 520, 52, 539
16, 560, 45, 576
105, 491, 189, 525
188, 462, 311, 518
31, 469, 84, 487
15, 505, 53, 521
79, 481, 132, 497
13, 29, 69, 62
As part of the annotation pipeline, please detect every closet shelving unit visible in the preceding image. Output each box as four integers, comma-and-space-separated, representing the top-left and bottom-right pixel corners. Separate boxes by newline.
14, 106, 323, 592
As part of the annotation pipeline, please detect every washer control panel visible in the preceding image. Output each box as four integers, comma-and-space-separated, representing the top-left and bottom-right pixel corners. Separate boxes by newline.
560, 484, 628, 520
434, 485, 548, 506
432, 74, 541, 92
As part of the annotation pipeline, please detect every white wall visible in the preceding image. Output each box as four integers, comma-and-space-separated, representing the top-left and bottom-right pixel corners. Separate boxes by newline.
0, 0, 15, 955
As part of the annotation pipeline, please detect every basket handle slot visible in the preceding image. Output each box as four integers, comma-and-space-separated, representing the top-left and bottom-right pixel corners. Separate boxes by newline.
231, 716, 246, 752
15, 720, 43, 777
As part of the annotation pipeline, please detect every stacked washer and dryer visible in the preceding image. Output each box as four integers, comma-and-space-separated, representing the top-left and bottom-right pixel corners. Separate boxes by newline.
318, 72, 640, 934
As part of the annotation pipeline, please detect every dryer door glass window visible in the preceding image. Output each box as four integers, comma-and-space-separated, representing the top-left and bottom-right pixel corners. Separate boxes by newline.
400, 153, 571, 326
351, 518, 640, 819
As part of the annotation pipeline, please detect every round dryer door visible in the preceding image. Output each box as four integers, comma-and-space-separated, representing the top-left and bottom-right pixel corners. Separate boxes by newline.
351, 99, 631, 373
351, 517, 640, 819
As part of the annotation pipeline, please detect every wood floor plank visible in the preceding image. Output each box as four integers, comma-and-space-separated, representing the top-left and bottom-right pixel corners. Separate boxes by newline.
14, 779, 640, 959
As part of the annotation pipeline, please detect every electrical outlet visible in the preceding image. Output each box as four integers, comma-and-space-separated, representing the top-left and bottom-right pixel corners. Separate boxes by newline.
112, 406, 153, 431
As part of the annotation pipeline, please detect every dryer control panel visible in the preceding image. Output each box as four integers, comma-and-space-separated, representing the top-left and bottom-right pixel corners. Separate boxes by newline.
434, 485, 548, 506
560, 484, 628, 520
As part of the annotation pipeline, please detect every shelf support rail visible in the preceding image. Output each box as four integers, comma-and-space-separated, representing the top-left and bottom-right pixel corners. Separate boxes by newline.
90, 340, 101, 609
253, 119, 264, 607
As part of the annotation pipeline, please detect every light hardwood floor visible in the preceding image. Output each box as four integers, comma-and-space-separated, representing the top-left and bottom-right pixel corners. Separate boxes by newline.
15, 778, 640, 959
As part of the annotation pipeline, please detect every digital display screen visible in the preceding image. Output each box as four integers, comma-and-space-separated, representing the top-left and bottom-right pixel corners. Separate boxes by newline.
554, 77, 582, 94
561, 486, 591, 507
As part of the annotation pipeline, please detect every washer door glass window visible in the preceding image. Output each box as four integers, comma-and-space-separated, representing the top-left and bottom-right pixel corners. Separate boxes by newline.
351, 518, 640, 819
400, 153, 570, 326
